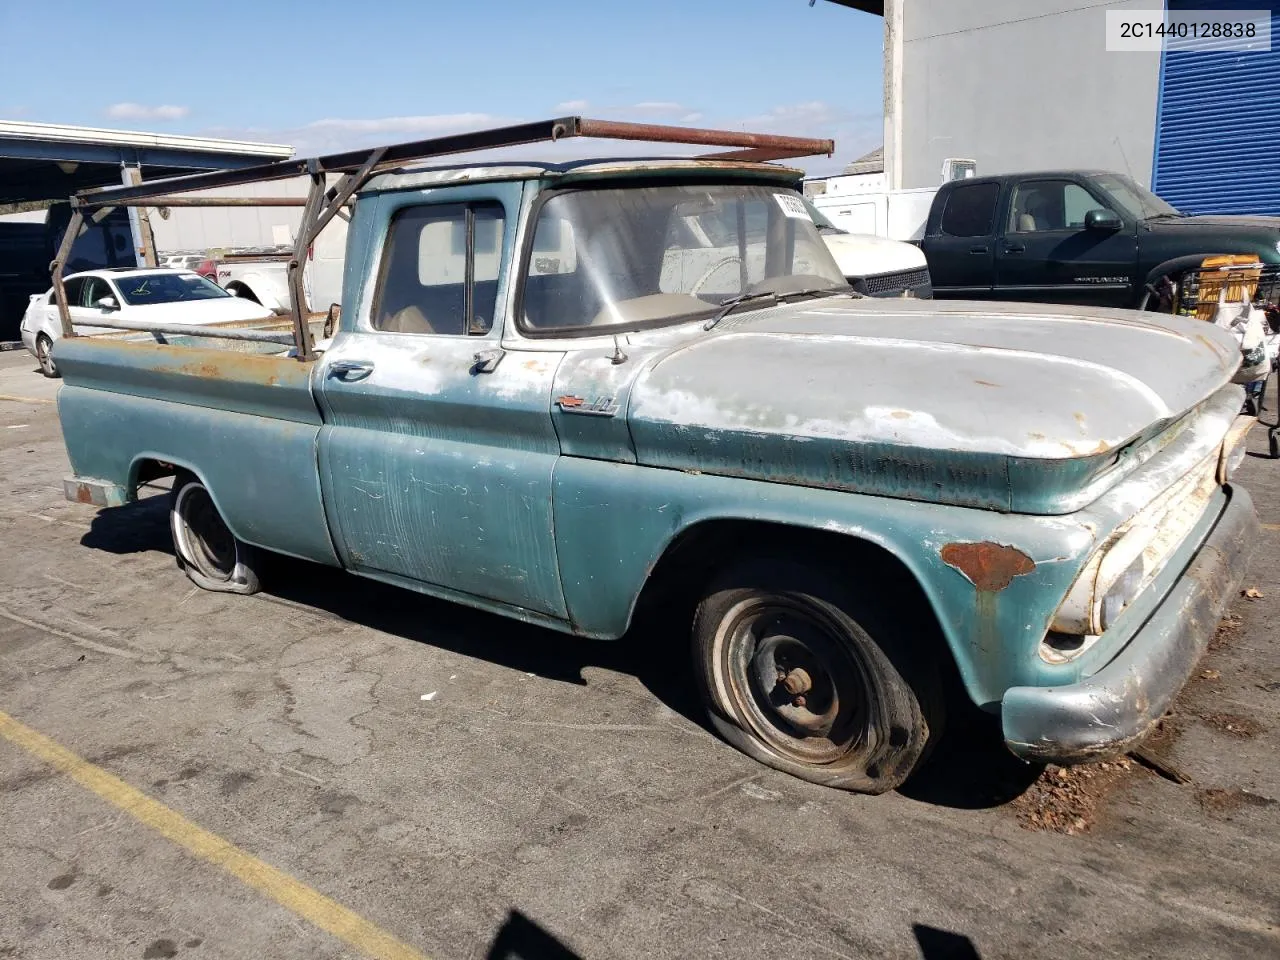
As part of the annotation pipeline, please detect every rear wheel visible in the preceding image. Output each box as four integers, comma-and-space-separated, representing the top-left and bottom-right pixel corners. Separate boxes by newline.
35, 334, 58, 378
169, 474, 260, 594
693, 557, 942, 794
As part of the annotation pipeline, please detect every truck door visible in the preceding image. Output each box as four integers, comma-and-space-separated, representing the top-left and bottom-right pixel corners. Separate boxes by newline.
923, 181, 999, 297
316, 183, 570, 619
993, 178, 1138, 307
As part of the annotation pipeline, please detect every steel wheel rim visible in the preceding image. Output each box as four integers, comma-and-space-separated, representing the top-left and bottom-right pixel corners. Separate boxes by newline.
174, 484, 236, 581
36, 337, 54, 375
717, 597, 872, 765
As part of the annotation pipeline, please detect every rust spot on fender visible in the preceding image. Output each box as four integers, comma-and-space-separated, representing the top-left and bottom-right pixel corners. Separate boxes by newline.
72, 482, 94, 504
974, 379, 999, 387
941, 541, 1036, 592
890, 410, 911, 420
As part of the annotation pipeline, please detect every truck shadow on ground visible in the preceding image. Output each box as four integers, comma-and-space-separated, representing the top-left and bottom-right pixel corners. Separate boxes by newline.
80, 493, 1041, 810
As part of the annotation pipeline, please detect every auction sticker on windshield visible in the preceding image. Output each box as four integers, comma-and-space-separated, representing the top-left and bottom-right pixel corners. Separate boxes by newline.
774, 193, 812, 220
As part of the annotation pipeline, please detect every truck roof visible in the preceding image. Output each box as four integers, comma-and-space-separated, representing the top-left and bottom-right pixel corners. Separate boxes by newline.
942, 170, 1117, 188
362, 156, 805, 193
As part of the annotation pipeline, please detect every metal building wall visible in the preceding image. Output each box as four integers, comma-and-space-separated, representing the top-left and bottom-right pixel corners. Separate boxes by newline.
1154, 0, 1280, 214
895, 0, 1164, 189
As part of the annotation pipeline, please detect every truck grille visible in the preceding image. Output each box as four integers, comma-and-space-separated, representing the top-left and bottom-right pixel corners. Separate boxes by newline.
853, 267, 933, 299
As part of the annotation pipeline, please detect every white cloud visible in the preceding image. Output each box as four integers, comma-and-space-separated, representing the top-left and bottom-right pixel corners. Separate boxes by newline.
105, 103, 190, 122
302, 112, 495, 135
555, 99, 590, 113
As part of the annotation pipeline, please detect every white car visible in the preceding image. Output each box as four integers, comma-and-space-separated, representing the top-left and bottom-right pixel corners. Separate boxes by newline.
20, 268, 275, 378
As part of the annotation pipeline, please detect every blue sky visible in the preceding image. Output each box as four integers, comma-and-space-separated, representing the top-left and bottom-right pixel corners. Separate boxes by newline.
0, 0, 883, 174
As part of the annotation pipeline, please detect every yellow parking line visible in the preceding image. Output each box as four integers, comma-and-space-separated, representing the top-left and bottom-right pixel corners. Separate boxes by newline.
0, 393, 55, 405
0, 709, 428, 960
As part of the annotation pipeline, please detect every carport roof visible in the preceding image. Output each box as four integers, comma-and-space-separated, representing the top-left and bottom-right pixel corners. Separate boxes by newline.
0, 120, 292, 205
820, 1, 883, 15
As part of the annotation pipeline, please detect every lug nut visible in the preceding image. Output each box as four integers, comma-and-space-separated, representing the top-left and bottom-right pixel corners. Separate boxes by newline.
781, 667, 812, 697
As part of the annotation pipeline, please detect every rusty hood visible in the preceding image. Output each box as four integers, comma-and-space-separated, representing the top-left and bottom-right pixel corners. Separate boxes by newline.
625, 297, 1240, 513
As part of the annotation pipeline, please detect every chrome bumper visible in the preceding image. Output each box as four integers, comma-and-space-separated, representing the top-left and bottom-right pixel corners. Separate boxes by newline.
1002, 485, 1258, 764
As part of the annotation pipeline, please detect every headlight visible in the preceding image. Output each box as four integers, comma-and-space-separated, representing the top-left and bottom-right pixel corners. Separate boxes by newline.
1100, 556, 1144, 631
1218, 414, 1256, 482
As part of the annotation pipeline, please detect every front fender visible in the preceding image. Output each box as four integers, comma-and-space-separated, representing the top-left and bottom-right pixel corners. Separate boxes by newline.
551, 457, 1096, 708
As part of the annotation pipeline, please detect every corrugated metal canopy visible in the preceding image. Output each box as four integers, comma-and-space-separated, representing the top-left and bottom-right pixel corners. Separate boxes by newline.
0, 120, 292, 205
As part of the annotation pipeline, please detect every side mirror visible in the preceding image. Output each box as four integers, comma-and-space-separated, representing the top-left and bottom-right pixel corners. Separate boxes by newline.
95, 296, 118, 311
1084, 209, 1122, 231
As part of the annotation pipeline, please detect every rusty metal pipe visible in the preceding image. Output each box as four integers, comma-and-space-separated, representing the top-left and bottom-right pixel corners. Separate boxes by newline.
50, 207, 85, 338
575, 118, 833, 158
61, 317, 295, 344
90, 197, 321, 208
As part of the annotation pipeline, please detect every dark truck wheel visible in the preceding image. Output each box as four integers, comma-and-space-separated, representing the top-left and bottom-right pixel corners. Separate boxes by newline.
693, 557, 941, 794
169, 474, 260, 594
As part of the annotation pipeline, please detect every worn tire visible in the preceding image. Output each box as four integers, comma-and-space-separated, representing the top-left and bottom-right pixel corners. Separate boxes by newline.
693, 556, 942, 794
35, 334, 58, 378
169, 474, 260, 595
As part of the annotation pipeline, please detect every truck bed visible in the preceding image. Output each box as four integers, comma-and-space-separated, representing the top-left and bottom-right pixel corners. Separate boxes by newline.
55, 336, 340, 567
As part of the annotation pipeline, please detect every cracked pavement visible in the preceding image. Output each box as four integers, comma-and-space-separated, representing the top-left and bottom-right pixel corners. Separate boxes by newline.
0, 350, 1277, 959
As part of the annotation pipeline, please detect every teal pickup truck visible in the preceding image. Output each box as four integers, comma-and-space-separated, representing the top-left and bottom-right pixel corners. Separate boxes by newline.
51, 119, 1259, 794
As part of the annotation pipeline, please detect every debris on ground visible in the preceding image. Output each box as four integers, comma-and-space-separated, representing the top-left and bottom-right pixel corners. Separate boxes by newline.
1259, 680, 1280, 693
1241, 587, 1264, 600
1010, 759, 1136, 835
1197, 787, 1278, 819
1198, 712, 1265, 738
1129, 744, 1192, 784
420, 691, 438, 701
1200, 668, 1221, 681
1209, 613, 1244, 652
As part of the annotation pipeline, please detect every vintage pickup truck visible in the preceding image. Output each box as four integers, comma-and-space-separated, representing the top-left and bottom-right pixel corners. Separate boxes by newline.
50, 119, 1258, 794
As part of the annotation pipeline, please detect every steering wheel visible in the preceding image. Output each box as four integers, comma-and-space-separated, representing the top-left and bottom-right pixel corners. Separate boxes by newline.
690, 256, 743, 297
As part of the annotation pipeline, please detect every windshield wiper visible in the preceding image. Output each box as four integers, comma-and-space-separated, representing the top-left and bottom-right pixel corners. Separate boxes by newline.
703, 291, 779, 330
703, 287, 848, 331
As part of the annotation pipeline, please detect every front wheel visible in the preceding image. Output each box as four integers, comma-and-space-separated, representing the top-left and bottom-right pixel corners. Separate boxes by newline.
35, 334, 58, 378
693, 557, 941, 794
169, 474, 260, 594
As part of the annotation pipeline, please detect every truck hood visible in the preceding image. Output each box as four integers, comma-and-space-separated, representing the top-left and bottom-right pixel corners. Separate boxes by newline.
820, 231, 927, 278
626, 297, 1239, 513
1145, 213, 1280, 235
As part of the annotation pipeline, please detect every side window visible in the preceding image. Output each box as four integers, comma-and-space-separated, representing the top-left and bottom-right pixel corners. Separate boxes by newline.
81, 276, 111, 307
372, 201, 506, 335
61, 277, 86, 306
1008, 180, 1101, 233
939, 183, 999, 238
1062, 184, 1098, 229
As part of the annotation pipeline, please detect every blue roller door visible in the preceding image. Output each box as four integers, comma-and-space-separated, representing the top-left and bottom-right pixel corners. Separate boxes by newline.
1154, 0, 1280, 214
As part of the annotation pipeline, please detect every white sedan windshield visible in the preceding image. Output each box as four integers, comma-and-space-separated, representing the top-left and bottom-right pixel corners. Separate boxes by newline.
521, 183, 850, 334
115, 273, 230, 306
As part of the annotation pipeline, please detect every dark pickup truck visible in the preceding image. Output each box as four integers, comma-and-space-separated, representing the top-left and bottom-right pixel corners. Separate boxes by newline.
921, 171, 1280, 310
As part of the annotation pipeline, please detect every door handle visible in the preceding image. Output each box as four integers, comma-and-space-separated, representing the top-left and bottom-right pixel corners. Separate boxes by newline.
328, 359, 374, 382
1003, 243, 1026, 255
969, 245, 988, 254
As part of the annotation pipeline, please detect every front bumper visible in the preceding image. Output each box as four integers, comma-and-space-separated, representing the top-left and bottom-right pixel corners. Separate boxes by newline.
1001, 485, 1258, 764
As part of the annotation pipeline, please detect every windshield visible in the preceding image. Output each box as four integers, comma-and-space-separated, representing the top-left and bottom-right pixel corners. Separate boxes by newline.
1093, 174, 1181, 220
802, 196, 843, 233
520, 183, 850, 334
114, 272, 231, 306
